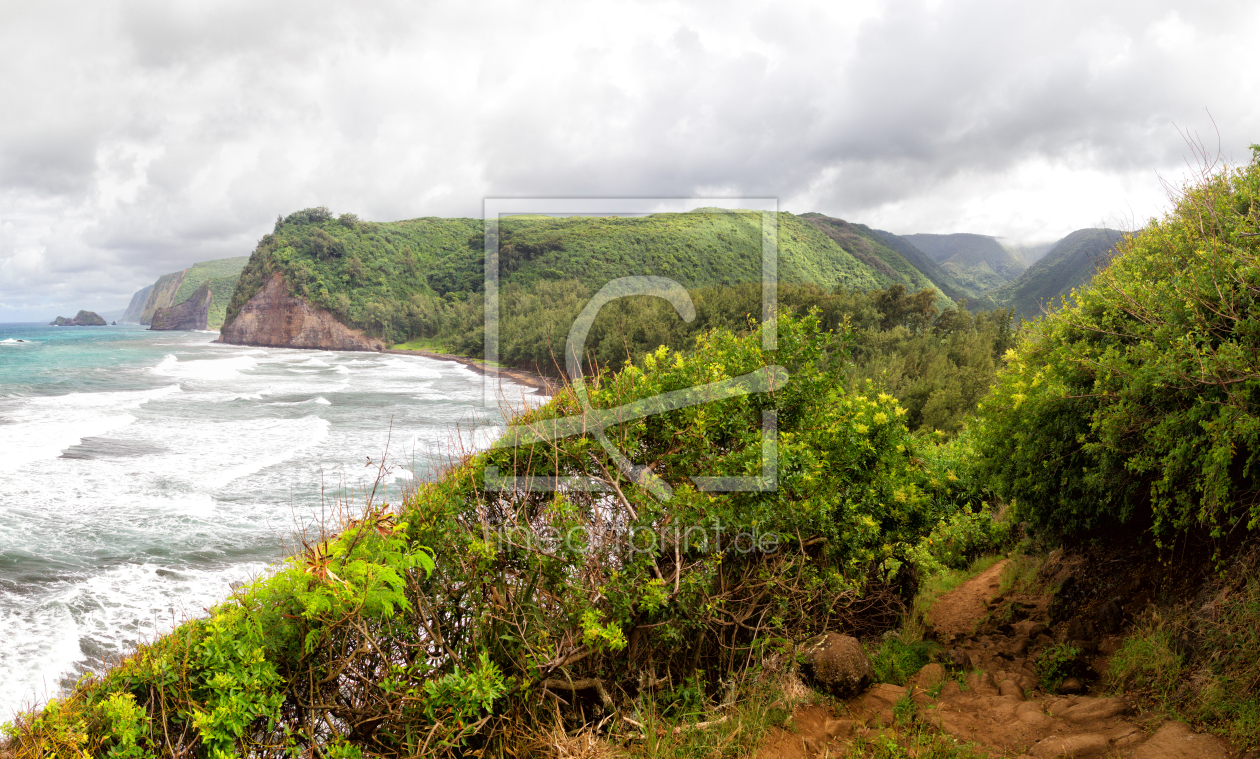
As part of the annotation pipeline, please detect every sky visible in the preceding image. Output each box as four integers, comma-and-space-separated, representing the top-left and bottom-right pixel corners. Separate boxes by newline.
1, 0, 1257, 321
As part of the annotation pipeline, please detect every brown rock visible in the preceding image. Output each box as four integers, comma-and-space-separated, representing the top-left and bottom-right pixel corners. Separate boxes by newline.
966, 671, 999, 694
798, 632, 874, 698
911, 662, 948, 689
1059, 697, 1129, 723
219, 273, 386, 352
946, 647, 974, 672
1057, 677, 1084, 694
999, 680, 1026, 700
1031, 733, 1110, 758
1129, 720, 1231, 759
822, 718, 854, 738
1067, 616, 1096, 641
1017, 702, 1051, 727
1095, 601, 1123, 634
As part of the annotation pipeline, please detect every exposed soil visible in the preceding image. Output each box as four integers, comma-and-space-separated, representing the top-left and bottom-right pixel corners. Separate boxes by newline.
750, 557, 1238, 758
931, 560, 1009, 637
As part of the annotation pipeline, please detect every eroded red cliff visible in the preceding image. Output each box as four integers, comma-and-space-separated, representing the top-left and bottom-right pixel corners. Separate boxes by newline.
218, 274, 385, 351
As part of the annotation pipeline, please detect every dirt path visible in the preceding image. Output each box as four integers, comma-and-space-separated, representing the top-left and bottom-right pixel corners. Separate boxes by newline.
931, 559, 1009, 637
751, 560, 1237, 758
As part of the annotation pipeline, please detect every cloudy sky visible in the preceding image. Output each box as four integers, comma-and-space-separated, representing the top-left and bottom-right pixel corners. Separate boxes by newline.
1, 0, 1257, 321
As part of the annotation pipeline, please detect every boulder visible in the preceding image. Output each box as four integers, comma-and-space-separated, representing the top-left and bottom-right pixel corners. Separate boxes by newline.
1095, 601, 1123, 634
799, 632, 874, 698
945, 647, 974, 672
911, 662, 948, 690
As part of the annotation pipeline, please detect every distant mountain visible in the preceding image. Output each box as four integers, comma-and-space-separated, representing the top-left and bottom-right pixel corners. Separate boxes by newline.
123, 257, 249, 329
863, 228, 999, 311
899, 233, 1026, 295
1003, 241, 1055, 267
120, 286, 153, 323
990, 228, 1126, 319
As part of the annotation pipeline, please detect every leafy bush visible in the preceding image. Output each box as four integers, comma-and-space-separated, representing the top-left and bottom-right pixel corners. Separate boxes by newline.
6, 312, 979, 758
1037, 643, 1082, 693
975, 156, 1260, 541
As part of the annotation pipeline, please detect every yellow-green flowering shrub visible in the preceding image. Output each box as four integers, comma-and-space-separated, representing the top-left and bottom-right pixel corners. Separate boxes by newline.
976, 153, 1260, 541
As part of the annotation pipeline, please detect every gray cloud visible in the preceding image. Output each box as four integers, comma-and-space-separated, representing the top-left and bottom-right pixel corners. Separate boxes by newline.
0, 0, 1257, 320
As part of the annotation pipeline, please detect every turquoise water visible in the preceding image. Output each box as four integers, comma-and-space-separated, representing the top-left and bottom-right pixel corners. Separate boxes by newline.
0, 324, 540, 714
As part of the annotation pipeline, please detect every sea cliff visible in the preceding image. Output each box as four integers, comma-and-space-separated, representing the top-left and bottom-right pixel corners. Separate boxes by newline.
150, 282, 213, 330
218, 273, 384, 351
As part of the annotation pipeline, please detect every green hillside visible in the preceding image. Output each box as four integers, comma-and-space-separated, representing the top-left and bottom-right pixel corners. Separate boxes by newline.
225, 207, 943, 349
130, 256, 249, 329
990, 228, 1124, 319
900, 232, 1026, 294
797, 214, 950, 305
863, 226, 999, 310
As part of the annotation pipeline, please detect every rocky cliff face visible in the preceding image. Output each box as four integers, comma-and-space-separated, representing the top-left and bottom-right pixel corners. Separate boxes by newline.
218, 274, 385, 351
121, 285, 153, 323
139, 271, 187, 324
150, 283, 212, 330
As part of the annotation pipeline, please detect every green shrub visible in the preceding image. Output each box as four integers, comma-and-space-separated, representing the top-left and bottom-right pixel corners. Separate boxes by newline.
975, 155, 1260, 542
1037, 643, 1082, 693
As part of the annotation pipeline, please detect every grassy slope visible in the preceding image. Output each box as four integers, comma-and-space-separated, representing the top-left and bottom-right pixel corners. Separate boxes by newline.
899, 233, 1026, 295
989, 228, 1125, 319
223, 208, 909, 344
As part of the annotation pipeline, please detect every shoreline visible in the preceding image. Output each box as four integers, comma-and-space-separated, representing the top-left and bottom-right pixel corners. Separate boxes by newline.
210, 331, 558, 394
382, 348, 560, 395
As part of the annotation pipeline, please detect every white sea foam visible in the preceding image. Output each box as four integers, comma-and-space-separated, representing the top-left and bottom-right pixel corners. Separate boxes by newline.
0, 336, 519, 716
152, 354, 258, 381
382, 357, 442, 378
0, 559, 269, 717
0, 386, 182, 472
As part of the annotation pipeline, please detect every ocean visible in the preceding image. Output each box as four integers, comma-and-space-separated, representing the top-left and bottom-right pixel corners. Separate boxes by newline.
0, 324, 539, 715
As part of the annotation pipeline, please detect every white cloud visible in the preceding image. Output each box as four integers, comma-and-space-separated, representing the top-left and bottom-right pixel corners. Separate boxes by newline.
0, 0, 1257, 319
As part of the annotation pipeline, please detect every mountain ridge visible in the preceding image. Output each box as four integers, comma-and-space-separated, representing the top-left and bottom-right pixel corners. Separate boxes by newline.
990, 228, 1126, 318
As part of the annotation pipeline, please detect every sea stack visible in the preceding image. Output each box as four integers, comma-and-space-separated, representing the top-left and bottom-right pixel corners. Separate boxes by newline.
49, 310, 107, 326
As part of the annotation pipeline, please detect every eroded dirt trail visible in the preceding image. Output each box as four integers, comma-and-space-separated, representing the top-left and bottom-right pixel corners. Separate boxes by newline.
752, 560, 1236, 758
